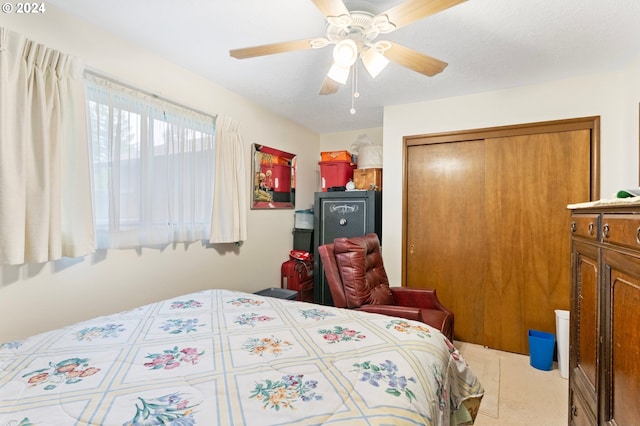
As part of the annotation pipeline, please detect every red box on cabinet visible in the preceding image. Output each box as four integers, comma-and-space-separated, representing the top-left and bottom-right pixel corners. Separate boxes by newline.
319, 160, 355, 191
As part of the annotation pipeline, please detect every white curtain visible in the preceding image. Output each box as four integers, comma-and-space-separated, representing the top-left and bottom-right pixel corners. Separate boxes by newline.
85, 74, 216, 249
209, 116, 248, 244
0, 28, 94, 265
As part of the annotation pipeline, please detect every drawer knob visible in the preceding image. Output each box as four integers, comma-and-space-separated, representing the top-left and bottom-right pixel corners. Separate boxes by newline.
603, 223, 610, 238
570, 222, 576, 233
588, 222, 594, 235
636, 227, 640, 245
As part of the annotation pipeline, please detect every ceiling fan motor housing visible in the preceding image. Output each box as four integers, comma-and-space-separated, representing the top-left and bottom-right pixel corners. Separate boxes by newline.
326, 11, 381, 50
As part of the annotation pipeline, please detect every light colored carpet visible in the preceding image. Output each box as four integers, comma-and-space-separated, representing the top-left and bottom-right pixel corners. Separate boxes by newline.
455, 340, 568, 425
456, 341, 500, 418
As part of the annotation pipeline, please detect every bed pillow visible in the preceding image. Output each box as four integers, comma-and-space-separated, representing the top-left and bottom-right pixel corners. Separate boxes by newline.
333, 234, 394, 308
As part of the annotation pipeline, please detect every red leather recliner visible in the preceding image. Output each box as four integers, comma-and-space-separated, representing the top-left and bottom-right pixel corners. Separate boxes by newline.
318, 233, 454, 341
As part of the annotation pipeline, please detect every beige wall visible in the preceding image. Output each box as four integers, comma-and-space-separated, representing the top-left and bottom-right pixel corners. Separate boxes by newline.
0, 6, 320, 341
319, 128, 383, 152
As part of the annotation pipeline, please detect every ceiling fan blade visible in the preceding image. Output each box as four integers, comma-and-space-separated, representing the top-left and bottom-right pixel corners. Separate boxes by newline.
380, 0, 467, 31
383, 42, 448, 77
311, 0, 349, 18
230, 39, 317, 59
318, 76, 340, 95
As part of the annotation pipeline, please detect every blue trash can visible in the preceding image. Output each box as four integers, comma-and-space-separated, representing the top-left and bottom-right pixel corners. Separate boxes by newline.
528, 329, 555, 371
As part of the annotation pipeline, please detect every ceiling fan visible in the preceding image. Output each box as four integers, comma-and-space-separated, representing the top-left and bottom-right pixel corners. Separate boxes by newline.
230, 0, 467, 113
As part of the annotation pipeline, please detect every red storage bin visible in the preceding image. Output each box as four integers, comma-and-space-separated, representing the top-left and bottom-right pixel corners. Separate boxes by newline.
319, 160, 355, 191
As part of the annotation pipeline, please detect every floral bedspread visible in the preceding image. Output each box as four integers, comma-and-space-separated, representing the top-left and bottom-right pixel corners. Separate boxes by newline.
0, 289, 483, 425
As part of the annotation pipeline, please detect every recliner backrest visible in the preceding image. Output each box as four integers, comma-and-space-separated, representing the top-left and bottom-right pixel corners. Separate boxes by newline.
332, 233, 394, 308
317, 243, 348, 307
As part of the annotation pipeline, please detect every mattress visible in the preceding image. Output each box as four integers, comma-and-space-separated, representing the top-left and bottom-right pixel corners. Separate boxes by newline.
0, 289, 484, 425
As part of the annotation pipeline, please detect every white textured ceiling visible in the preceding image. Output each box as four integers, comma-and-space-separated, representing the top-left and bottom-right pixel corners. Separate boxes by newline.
48, 0, 640, 133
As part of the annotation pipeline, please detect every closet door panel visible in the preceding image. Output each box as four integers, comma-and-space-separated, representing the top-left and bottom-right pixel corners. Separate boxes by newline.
405, 140, 486, 344
483, 130, 591, 352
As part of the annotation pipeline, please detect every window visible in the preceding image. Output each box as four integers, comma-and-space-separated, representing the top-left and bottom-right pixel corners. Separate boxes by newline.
85, 74, 216, 248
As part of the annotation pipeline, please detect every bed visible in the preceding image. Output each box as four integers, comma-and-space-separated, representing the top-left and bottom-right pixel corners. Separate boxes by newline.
0, 289, 483, 425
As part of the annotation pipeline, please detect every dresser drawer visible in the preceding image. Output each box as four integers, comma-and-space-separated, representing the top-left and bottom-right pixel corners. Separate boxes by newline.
602, 214, 640, 249
571, 214, 599, 240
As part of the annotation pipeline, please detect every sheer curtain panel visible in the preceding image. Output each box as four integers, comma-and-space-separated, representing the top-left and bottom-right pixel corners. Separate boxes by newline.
209, 116, 248, 244
85, 74, 216, 248
0, 28, 95, 265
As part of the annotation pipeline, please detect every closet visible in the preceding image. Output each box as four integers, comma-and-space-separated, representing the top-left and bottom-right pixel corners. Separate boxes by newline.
403, 117, 599, 353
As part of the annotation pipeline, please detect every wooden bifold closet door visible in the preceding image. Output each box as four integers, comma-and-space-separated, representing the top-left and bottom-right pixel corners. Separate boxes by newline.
403, 118, 597, 354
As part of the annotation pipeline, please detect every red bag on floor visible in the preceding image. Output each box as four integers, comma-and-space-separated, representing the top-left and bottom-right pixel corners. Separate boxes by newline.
281, 252, 314, 303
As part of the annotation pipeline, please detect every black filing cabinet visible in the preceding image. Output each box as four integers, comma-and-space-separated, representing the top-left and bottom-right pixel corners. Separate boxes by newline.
313, 191, 382, 305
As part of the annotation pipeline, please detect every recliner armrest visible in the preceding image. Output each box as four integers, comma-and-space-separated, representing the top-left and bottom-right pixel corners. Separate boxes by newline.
357, 305, 422, 322
390, 287, 452, 314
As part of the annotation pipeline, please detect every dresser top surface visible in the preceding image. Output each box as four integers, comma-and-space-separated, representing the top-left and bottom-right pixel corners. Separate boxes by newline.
569, 197, 640, 213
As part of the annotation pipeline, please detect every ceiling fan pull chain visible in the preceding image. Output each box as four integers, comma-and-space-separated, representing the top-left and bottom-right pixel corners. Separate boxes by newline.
350, 63, 359, 115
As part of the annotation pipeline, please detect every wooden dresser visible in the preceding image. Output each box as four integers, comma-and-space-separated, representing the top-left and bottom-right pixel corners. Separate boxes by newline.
569, 204, 640, 425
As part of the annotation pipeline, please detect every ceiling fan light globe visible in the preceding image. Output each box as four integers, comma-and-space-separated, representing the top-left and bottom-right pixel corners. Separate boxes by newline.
332, 39, 358, 67
327, 63, 351, 84
362, 47, 389, 78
